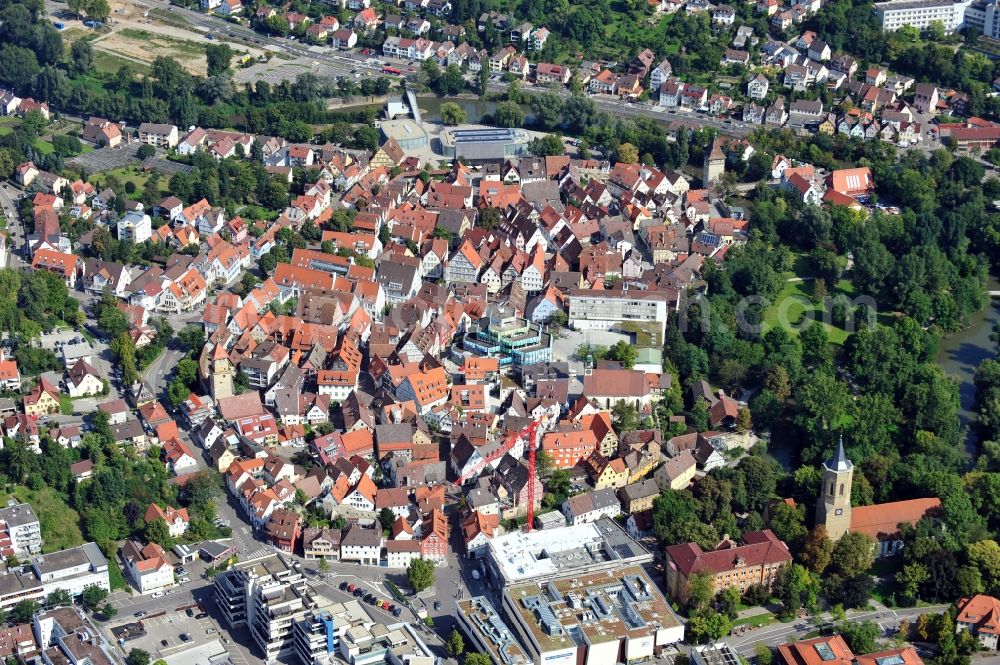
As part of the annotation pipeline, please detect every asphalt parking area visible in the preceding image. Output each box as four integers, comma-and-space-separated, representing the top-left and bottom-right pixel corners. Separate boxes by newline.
68, 144, 142, 174
113, 609, 220, 658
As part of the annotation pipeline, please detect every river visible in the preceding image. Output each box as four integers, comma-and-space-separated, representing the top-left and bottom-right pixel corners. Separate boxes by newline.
936, 278, 1000, 458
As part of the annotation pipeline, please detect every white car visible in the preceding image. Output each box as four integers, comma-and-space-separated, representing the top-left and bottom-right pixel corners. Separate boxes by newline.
152, 591, 164, 598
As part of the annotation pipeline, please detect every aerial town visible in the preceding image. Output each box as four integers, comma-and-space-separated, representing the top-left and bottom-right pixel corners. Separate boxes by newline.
0, 0, 1000, 661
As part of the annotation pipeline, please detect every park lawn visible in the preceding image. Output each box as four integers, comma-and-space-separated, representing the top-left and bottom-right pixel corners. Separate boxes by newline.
763, 277, 856, 345
33, 139, 55, 155
733, 611, 777, 628
9, 486, 85, 553
91, 165, 158, 198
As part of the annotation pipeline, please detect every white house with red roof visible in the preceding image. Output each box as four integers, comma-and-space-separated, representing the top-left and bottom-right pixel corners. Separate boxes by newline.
144, 503, 190, 538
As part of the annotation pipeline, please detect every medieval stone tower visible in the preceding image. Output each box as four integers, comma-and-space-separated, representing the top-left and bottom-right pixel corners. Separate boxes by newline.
815, 437, 853, 541
209, 343, 234, 401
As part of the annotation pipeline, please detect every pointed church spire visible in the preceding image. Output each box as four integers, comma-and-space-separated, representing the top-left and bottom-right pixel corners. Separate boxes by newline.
827, 435, 853, 472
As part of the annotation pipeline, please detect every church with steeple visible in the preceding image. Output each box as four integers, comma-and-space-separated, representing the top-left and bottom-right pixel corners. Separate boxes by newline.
815, 438, 943, 557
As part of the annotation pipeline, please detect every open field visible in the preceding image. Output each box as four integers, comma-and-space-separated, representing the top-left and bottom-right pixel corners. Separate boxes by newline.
8, 486, 85, 554
763, 277, 856, 345
90, 164, 165, 199
94, 27, 212, 75
53, 0, 264, 76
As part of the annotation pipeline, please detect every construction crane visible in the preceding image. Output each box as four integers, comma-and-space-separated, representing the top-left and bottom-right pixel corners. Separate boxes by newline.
525, 420, 540, 532
453, 418, 540, 487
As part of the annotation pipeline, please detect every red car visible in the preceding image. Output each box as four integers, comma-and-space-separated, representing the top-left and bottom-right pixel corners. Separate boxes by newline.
347, 584, 356, 593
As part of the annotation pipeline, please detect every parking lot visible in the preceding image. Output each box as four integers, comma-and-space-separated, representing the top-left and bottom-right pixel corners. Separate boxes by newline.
68, 143, 142, 174
111, 607, 221, 659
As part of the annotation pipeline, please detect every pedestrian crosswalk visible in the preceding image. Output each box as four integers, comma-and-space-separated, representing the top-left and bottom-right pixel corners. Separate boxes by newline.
243, 547, 273, 561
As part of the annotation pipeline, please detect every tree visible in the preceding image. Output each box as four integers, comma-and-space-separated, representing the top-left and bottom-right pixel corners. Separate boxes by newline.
617, 142, 639, 164
46, 589, 72, 607
800, 526, 834, 574
479, 207, 501, 230
768, 502, 807, 550
830, 531, 875, 576
688, 572, 715, 613
137, 144, 156, 160
178, 324, 205, 353
12, 600, 38, 623
439, 102, 467, 126
81, 585, 109, 612
465, 654, 491, 665
128, 649, 152, 665
755, 643, 774, 665
493, 101, 525, 128
205, 43, 233, 77
605, 340, 638, 369
687, 610, 732, 643
776, 564, 819, 617
407, 558, 435, 593
528, 134, 564, 157
447, 629, 465, 656
839, 621, 880, 655
71, 38, 93, 74
100, 602, 118, 619
144, 517, 174, 548
719, 586, 741, 620
379, 507, 395, 532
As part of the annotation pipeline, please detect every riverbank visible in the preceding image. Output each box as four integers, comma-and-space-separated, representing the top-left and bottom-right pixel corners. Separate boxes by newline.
936, 278, 1000, 459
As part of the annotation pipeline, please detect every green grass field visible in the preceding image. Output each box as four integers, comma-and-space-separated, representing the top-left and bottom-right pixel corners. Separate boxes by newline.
733, 611, 777, 628
91, 50, 152, 76
0, 117, 19, 137
91, 165, 162, 199
9, 486, 85, 554
33, 139, 55, 155
763, 278, 856, 345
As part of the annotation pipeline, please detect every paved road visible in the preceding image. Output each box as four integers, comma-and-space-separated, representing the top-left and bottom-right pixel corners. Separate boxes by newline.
727, 604, 951, 654
0, 182, 28, 269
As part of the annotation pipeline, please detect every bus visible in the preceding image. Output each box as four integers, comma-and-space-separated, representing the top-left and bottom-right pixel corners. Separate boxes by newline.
382, 66, 402, 76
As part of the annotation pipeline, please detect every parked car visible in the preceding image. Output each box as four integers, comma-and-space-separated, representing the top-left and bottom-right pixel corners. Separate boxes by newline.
340, 582, 349, 591
152, 591, 164, 599
433, 601, 441, 611
185, 608, 194, 617
161, 640, 168, 647
134, 611, 146, 618
392, 608, 402, 617
195, 613, 208, 620
347, 583, 356, 593
180, 633, 191, 642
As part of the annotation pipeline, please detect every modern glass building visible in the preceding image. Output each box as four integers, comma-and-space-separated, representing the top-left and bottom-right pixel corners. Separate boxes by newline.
463, 304, 552, 369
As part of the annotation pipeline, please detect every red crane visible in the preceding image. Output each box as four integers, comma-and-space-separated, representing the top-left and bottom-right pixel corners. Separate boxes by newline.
525, 421, 540, 532
453, 419, 539, 487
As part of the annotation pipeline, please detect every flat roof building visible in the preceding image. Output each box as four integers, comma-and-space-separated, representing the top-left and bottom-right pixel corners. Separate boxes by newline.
377, 119, 429, 151
568, 289, 676, 338
874, 0, 972, 31
500, 565, 684, 665
484, 516, 651, 587
441, 127, 531, 161
457, 597, 530, 665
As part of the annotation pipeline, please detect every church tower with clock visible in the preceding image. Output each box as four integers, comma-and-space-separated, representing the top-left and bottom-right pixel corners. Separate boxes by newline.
815, 437, 853, 541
